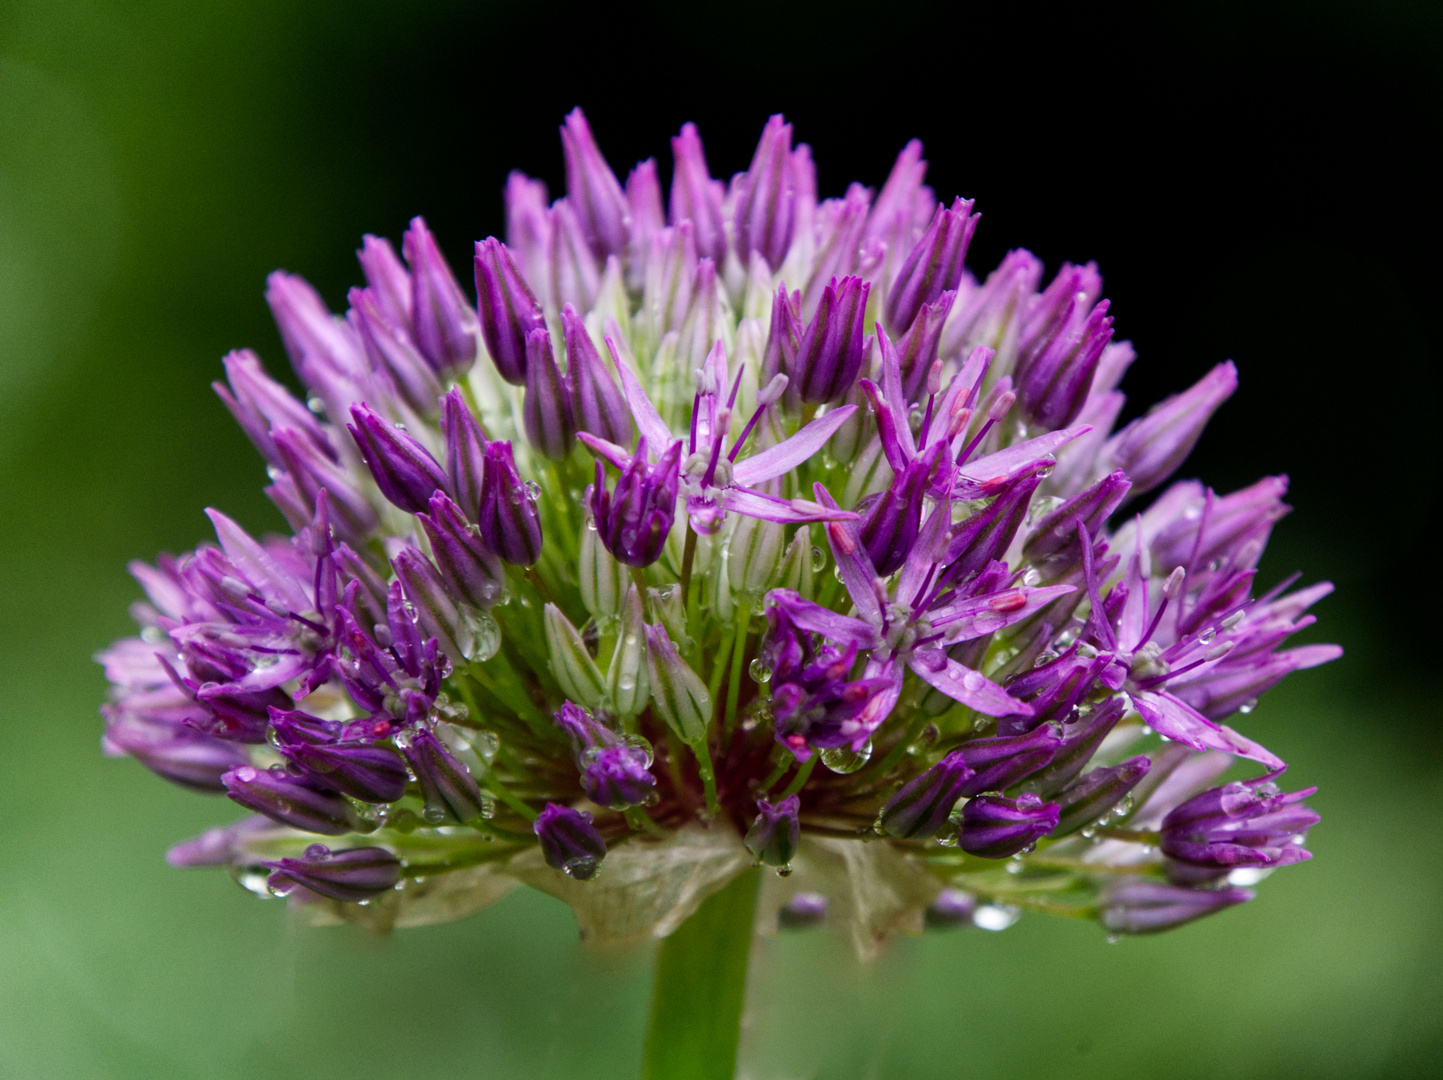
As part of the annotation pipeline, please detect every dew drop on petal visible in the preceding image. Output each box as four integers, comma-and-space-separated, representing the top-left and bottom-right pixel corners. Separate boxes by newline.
819, 741, 872, 774
749, 658, 772, 684
810, 546, 826, 572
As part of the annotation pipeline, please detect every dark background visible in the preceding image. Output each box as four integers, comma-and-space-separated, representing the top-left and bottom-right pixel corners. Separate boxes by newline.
2, 2, 1438, 1076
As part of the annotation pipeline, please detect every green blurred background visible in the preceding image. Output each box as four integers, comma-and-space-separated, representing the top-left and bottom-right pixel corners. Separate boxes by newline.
2, 1, 1439, 1076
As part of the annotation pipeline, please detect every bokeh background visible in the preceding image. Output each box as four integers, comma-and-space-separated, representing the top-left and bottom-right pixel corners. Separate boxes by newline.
2, 1, 1439, 1076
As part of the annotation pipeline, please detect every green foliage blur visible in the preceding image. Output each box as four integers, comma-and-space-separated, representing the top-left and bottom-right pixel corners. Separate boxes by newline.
1, 2, 1439, 1076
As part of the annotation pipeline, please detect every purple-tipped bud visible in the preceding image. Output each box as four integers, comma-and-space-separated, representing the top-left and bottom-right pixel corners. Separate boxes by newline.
778, 892, 829, 929
213, 349, 331, 468
957, 792, 1060, 858
474, 238, 547, 385
744, 794, 801, 866
582, 744, 656, 811
357, 234, 413, 328
925, 888, 978, 929
794, 276, 871, 404
1103, 362, 1238, 494
625, 159, 665, 282
734, 114, 797, 271
350, 287, 444, 414
1161, 780, 1319, 877
548, 199, 601, 312
476, 440, 543, 567
560, 108, 629, 260
1013, 299, 1115, 430
265, 845, 402, 903
894, 291, 957, 402
404, 727, 487, 824
418, 491, 506, 609
347, 402, 450, 514
1100, 879, 1253, 934
391, 547, 464, 662
402, 217, 477, 376
440, 387, 489, 520
762, 284, 802, 384
1023, 470, 1132, 575
272, 716, 409, 804
522, 328, 576, 460
859, 444, 938, 576
669, 122, 727, 266
940, 474, 1043, 586
879, 750, 975, 839
272, 427, 380, 542
589, 438, 682, 568
222, 765, 362, 835
1053, 755, 1151, 837
102, 713, 250, 792
563, 306, 632, 446
535, 802, 607, 880
884, 197, 978, 335
956, 724, 1064, 797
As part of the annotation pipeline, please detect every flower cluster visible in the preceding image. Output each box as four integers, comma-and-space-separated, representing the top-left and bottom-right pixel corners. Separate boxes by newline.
100, 110, 1336, 943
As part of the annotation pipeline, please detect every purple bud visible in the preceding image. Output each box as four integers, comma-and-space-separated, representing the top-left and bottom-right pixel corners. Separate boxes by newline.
956, 724, 1064, 796
625, 159, 665, 285
589, 438, 682, 568
222, 765, 362, 835
778, 892, 829, 929
404, 727, 487, 824
336, 543, 391, 633
402, 217, 477, 376
884, 197, 979, 335
102, 712, 250, 792
744, 794, 801, 866
548, 198, 601, 312
272, 428, 379, 542
477, 440, 543, 566
803, 185, 871, 318
581, 744, 657, 811
669, 122, 727, 266
859, 444, 938, 576
940, 473, 1043, 587
879, 751, 975, 839
213, 349, 331, 468
1103, 361, 1238, 494
762, 284, 802, 385
356, 233, 412, 328
957, 792, 1060, 858
1013, 299, 1115, 430
563, 305, 633, 446
265, 845, 402, 902
391, 547, 464, 661
504, 171, 552, 301
894, 291, 957, 402
264, 271, 359, 380
474, 238, 547, 385
734, 114, 797, 271
560, 108, 629, 261
418, 492, 506, 609
925, 888, 978, 928
350, 287, 444, 414
535, 802, 607, 880
1161, 779, 1319, 875
1100, 879, 1253, 934
794, 276, 871, 404
272, 719, 409, 804
440, 387, 489, 520
1053, 755, 1151, 836
347, 402, 450, 515
1023, 470, 1132, 575
522, 328, 576, 460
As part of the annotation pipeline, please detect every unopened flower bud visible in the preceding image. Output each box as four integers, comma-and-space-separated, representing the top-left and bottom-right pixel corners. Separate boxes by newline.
418, 492, 506, 610
523, 328, 576, 460
579, 513, 627, 618
560, 108, 629, 261
564, 305, 633, 446
644, 622, 711, 744
347, 402, 450, 515
265, 845, 402, 903
1053, 755, 1151, 837
271, 716, 409, 804
535, 802, 607, 881
404, 727, 488, 824
884, 197, 978, 335
440, 387, 488, 520
588, 438, 682, 568
794, 276, 871, 404
477, 441, 543, 566
745, 794, 801, 866
879, 750, 975, 839
222, 765, 361, 836
607, 586, 651, 718
474, 237, 546, 385
669, 122, 727, 266
1101, 879, 1253, 935
1103, 361, 1238, 494
544, 603, 606, 709
957, 792, 1059, 858
957, 724, 1063, 797
402, 216, 477, 377
734, 114, 797, 272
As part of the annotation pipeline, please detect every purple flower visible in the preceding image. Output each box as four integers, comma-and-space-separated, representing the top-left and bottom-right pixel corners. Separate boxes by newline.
535, 803, 607, 881
473, 237, 547, 385
271, 711, 409, 804
668, 123, 727, 266
1053, 755, 1152, 837
883, 197, 979, 335
1101, 361, 1238, 493
745, 795, 801, 867
793, 276, 872, 404
522, 327, 576, 460
957, 792, 1060, 858
955, 725, 1063, 796
347, 402, 450, 514
403, 727, 488, 825
1013, 298, 1114, 430
1101, 879, 1254, 935
553, 701, 656, 810
733, 114, 797, 271
440, 386, 489, 519
1161, 779, 1319, 879
265, 845, 402, 903
222, 764, 362, 835
560, 108, 629, 261
402, 217, 478, 377
879, 750, 975, 839
584, 436, 681, 568
563, 304, 632, 446
473, 440, 543, 567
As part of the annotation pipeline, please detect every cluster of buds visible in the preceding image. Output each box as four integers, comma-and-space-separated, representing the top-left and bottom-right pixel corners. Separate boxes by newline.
100, 110, 1335, 943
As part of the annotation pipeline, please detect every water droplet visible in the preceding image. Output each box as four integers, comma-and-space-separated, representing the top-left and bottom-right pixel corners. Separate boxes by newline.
421, 806, 446, 824
304, 844, 331, 860
524, 480, 542, 501
1106, 932, 1122, 945
1198, 627, 1217, 644
306, 396, 325, 414
393, 421, 408, 431
459, 609, 501, 662
1081, 825, 1097, 838
820, 741, 873, 774
563, 856, 600, 881
775, 864, 793, 878
832, 565, 846, 584
972, 904, 1021, 931
749, 658, 772, 683
1006, 857, 1024, 874
232, 867, 275, 898
586, 517, 598, 531
810, 546, 826, 572
972, 716, 989, 732
1022, 568, 1042, 587
1238, 698, 1258, 714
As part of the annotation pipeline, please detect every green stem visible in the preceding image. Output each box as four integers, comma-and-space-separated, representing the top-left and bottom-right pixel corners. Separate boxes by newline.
722, 606, 750, 737
640, 869, 760, 1080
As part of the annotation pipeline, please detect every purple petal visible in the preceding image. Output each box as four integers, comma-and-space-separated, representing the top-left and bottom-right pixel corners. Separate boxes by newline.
732, 404, 858, 486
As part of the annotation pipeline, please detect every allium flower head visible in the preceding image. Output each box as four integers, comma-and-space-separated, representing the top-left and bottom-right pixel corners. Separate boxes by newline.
101, 109, 1336, 950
